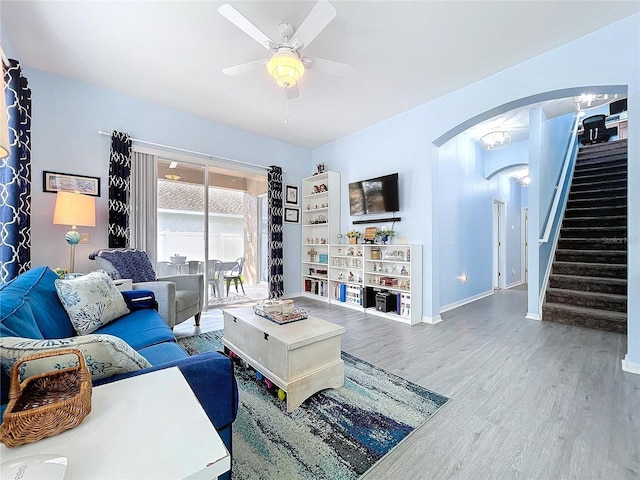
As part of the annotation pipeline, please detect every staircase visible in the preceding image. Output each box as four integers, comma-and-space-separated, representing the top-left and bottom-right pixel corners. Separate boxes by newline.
542, 139, 627, 334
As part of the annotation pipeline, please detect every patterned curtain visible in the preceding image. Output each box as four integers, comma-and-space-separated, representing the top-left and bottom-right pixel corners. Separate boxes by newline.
0, 59, 31, 283
108, 131, 131, 248
267, 166, 284, 299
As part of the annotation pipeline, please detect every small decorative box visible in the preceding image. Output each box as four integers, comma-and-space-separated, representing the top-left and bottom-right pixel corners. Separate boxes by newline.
319, 254, 328, 264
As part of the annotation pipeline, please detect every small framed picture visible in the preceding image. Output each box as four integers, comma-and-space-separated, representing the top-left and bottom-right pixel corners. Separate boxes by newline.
284, 207, 300, 224
43, 171, 101, 197
315, 162, 325, 175
285, 184, 299, 205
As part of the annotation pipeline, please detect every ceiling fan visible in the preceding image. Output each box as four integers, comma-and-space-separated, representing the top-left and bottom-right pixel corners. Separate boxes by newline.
219, 0, 353, 99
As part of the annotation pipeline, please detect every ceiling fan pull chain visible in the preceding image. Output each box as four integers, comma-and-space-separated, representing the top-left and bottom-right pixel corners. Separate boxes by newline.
284, 86, 289, 124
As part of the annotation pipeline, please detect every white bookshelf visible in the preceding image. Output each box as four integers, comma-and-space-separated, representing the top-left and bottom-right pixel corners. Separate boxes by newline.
327, 243, 422, 325
301, 171, 340, 301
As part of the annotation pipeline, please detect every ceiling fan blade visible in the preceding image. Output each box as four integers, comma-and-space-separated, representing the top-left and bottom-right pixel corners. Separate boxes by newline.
222, 59, 268, 76
306, 57, 353, 76
219, 4, 275, 50
292, 0, 336, 50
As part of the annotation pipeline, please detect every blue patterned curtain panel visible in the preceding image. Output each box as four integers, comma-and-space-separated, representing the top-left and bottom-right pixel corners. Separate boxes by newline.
267, 166, 284, 299
0, 59, 31, 283
108, 131, 131, 248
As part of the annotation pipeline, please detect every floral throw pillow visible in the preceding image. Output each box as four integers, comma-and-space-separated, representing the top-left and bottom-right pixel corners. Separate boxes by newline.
55, 271, 130, 335
0, 334, 152, 382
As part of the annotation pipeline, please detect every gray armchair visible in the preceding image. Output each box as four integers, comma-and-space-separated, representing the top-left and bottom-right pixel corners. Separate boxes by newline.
89, 249, 204, 329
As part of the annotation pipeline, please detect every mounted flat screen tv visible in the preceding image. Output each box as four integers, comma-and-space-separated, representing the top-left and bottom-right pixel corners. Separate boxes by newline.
349, 173, 399, 216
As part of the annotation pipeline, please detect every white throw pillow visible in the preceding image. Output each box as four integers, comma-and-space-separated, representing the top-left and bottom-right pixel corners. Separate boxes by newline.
0, 335, 152, 382
55, 270, 130, 335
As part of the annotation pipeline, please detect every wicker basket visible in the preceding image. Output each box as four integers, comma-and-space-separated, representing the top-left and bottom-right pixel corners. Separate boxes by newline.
0, 348, 92, 448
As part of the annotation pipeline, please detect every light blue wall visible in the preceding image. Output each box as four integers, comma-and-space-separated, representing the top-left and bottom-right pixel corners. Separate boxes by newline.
539, 112, 577, 233
437, 136, 494, 307
22, 68, 310, 288
484, 139, 529, 179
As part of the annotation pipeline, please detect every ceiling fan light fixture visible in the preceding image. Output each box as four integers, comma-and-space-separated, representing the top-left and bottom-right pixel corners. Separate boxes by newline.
481, 130, 511, 150
267, 52, 304, 88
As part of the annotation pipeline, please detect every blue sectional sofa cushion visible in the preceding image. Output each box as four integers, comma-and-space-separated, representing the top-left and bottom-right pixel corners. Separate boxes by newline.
0, 267, 76, 339
0, 297, 42, 339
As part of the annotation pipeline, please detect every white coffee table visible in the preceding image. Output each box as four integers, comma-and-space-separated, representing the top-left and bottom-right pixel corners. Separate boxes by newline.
222, 306, 345, 411
0, 367, 230, 479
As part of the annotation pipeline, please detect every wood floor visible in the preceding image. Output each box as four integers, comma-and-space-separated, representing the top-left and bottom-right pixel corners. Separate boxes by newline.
293, 287, 639, 480
178, 286, 639, 479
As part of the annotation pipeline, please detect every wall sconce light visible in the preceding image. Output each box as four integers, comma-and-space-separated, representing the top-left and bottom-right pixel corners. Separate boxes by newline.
458, 273, 468, 284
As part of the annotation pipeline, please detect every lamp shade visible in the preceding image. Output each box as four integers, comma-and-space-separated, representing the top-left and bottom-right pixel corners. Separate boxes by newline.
53, 191, 96, 228
267, 52, 304, 88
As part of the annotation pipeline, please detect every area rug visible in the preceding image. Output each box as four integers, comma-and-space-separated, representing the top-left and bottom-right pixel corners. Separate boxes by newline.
178, 331, 449, 479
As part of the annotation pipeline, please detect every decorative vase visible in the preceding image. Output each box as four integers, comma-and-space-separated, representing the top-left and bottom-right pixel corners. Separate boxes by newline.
348, 237, 357, 245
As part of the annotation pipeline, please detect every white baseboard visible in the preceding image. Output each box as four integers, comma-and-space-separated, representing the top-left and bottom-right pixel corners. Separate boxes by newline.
439, 290, 494, 314
526, 312, 541, 321
622, 355, 640, 375
506, 281, 523, 289
421, 314, 442, 324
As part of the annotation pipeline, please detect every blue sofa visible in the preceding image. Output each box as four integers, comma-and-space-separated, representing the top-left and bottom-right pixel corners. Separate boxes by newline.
0, 266, 238, 479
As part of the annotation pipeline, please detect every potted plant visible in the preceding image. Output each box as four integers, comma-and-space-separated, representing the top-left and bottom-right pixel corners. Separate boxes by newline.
375, 228, 395, 244
345, 230, 361, 244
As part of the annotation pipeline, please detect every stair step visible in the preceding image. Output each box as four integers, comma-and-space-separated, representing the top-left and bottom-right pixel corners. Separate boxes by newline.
569, 186, 627, 200
571, 171, 627, 185
560, 225, 626, 238
564, 205, 626, 218
545, 288, 626, 312
549, 274, 627, 295
561, 215, 626, 228
574, 158, 626, 172
554, 249, 627, 264
541, 303, 627, 334
576, 149, 627, 164
557, 237, 627, 251
577, 139, 627, 155
552, 261, 627, 278
566, 196, 626, 208
570, 179, 626, 192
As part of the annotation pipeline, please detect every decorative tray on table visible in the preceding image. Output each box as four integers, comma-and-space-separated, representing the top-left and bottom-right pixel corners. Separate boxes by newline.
253, 304, 308, 325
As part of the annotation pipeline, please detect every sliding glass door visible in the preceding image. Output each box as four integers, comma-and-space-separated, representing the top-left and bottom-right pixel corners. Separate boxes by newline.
156, 159, 268, 306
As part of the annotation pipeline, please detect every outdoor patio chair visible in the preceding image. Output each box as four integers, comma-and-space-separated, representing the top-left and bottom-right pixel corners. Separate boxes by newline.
224, 257, 246, 296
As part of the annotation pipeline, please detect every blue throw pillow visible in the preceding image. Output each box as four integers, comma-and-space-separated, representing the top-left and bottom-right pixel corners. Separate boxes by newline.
97, 249, 157, 283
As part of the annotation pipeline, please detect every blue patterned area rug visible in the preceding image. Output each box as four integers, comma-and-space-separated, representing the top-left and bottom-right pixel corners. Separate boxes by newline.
178, 331, 449, 479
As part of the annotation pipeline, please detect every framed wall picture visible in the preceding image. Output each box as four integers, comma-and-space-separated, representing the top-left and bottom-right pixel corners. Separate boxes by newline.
43, 171, 101, 197
285, 184, 299, 205
284, 207, 300, 224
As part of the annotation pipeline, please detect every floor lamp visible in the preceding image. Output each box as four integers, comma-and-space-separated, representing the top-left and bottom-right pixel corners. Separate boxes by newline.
53, 191, 96, 273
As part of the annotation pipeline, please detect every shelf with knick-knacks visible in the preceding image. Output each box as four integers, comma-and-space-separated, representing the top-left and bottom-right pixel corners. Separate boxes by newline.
301, 171, 340, 301
327, 243, 422, 324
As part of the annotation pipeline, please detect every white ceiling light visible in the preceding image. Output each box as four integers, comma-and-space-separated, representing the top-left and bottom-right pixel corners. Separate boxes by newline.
573, 93, 618, 110
481, 130, 511, 150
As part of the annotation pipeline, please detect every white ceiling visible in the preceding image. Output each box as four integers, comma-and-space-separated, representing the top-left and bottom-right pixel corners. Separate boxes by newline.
2, 1, 638, 149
